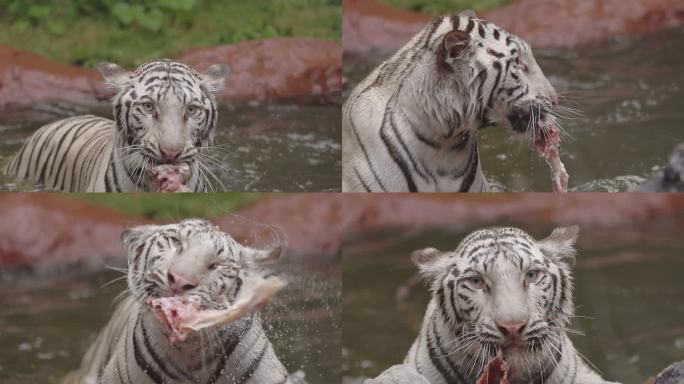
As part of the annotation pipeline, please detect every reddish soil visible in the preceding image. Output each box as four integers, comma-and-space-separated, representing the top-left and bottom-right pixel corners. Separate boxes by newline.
340, 193, 684, 239
0, 193, 142, 272
178, 38, 341, 102
0, 193, 340, 274
0, 37, 341, 109
2, 193, 683, 275
343, 0, 684, 55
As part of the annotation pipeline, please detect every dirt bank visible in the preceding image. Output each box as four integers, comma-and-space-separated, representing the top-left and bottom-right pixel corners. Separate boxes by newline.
0, 37, 341, 109
343, 0, 684, 55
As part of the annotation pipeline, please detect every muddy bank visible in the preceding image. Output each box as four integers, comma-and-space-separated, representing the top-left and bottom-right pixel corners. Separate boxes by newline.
0, 194, 340, 276
343, 0, 684, 55
0, 194, 138, 274
0, 37, 341, 109
2, 193, 683, 275
340, 194, 684, 239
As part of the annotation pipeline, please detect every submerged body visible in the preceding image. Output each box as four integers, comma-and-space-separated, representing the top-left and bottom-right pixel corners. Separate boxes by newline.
404, 227, 619, 384
63, 219, 290, 384
343, 12, 565, 192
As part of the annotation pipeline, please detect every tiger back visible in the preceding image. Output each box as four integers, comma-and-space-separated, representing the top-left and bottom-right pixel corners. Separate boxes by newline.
4, 115, 113, 192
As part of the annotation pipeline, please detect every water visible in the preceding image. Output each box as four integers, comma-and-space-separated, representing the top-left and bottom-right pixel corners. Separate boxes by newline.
0, 102, 342, 192
343, 29, 684, 192
341, 222, 684, 383
0, 261, 341, 383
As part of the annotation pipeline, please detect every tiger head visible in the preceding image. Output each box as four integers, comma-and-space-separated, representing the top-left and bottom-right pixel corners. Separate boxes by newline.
413, 226, 578, 375
121, 219, 281, 311
98, 59, 228, 172
435, 11, 558, 137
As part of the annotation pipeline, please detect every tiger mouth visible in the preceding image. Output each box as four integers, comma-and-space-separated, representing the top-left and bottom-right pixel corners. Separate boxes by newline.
146, 163, 191, 192
508, 105, 552, 131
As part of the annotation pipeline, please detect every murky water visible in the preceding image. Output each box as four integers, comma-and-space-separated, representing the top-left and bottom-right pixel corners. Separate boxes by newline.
0, 102, 341, 192
0, 259, 341, 383
342, 222, 684, 383
343, 29, 684, 192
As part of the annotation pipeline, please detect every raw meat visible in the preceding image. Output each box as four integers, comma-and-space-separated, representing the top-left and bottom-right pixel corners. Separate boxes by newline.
148, 163, 191, 192
533, 122, 569, 192
148, 276, 286, 343
476, 350, 510, 384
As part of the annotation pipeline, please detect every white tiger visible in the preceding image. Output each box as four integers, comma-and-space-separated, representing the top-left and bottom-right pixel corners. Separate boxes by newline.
405, 226, 620, 384
63, 219, 291, 384
342, 11, 558, 192
3, 59, 228, 192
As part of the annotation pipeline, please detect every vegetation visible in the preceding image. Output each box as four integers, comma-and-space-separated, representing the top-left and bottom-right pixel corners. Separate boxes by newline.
0, 0, 340, 67
73, 193, 265, 220
382, 0, 509, 14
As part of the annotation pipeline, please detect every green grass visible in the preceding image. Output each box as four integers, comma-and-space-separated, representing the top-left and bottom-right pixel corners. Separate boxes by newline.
0, 0, 340, 68
381, 0, 510, 14
72, 193, 265, 220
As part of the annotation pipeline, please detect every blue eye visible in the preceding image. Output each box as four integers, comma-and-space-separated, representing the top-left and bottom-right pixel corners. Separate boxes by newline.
525, 269, 543, 283
186, 105, 199, 115
466, 275, 485, 289
141, 102, 155, 113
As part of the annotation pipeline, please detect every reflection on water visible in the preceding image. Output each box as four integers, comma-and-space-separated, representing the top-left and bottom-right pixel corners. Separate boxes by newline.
343, 29, 684, 192
0, 262, 341, 384
0, 102, 341, 192
342, 223, 684, 383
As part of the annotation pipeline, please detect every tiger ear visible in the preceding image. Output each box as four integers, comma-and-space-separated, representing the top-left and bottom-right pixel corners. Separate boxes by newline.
460, 10, 478, 19
412, 247, 448, 281
443, 30, 472, 62
241, 245, 283, 266
537, 226, 579, 262
199, 64, 229, 93
97, 62, 132, 90
121, 225, 158, 254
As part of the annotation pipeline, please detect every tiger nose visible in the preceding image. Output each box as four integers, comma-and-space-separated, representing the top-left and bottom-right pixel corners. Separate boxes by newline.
159, 147, 182, 162
496, 320, 527, 339
167, 270, 198, 293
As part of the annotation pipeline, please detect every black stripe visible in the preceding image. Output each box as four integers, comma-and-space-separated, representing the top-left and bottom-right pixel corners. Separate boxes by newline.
380, 123, 417, 192
132, 315, 165, 384
140, 315, 189, 381
235, 342, 268, 384
465, 19, 475, 33
353, 166, 372, 192
350, 118, 387, 192
458, 143, 479, 192
389, 114, 429, 183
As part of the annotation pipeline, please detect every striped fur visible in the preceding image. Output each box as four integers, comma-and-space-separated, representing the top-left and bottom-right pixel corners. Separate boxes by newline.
63, 219, 290, 384
405, 227, 620, 384
342, 12, 558, 192
4, 59, 228, 192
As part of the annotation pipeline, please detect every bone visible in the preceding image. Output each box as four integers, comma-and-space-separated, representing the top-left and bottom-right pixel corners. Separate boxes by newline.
148, 276, 286, 343
147, 163, 191, 192
533, 124, 569, 192
180, 276, 286, 332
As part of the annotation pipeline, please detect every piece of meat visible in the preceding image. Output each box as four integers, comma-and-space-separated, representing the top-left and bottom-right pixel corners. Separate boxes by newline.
476, 350, 510, 384
147, 276, 286, 343
533, 122, 569, 192
148, 296, 200, 343
148, 163, 191, 192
